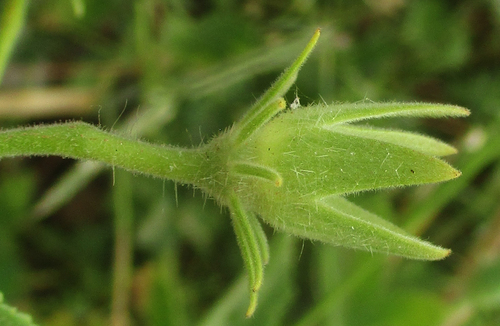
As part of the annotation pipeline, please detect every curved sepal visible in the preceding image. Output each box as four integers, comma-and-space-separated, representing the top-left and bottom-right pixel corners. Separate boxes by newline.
228, 193, 266, 317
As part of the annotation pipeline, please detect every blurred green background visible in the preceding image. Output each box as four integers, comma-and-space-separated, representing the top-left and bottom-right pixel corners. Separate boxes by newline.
1, 0, 500, 325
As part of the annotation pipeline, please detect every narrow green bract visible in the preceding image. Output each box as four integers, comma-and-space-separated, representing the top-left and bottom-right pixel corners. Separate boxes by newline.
0, 29, 470, 317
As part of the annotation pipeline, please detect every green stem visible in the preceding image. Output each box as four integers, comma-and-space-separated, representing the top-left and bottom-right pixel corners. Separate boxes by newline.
31, 94, 177, 220
0, 122, 213, 188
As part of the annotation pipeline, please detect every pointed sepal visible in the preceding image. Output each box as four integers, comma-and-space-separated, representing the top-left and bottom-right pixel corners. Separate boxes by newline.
228, 193, 266, 317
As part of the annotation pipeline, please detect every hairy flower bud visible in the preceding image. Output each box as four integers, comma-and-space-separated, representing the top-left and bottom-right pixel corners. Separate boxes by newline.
228, 102, 468, 260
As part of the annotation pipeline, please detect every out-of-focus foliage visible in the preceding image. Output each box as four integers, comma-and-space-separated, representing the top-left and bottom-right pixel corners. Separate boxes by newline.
0, 292, 38, 326
0, 0, 499, 325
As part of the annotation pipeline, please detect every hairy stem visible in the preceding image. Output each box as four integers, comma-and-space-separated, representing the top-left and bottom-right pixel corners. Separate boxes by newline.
0, 122, 215, 187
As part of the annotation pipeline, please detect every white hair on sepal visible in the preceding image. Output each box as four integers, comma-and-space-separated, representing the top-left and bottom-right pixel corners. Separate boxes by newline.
290, 87, 301, 110
290, 96, 301, 110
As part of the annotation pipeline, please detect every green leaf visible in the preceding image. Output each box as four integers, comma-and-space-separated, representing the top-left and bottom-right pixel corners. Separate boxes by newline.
0, 293, 38, 326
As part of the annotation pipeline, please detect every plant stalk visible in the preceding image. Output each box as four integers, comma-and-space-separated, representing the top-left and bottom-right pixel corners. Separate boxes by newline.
0, 122, 218, 189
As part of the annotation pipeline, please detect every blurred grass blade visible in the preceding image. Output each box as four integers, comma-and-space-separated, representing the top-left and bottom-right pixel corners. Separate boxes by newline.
111, 170, 134, 326
0, 292, 38, 326
149, 250, 190, 325
71, 0, 85, 18
32, 161, 103, 219
198, 276, 249, 326
199, 235, 295, 326
181, 28, 329, 100
0, 0, 28, 84
294, 259, 383, 326
405, 120, 500, 234
328, 125, 458, 157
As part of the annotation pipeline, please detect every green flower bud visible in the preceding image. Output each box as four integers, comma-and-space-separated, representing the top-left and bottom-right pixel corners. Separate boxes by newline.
198, 29, 469, 316
228, 101, 468, 260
